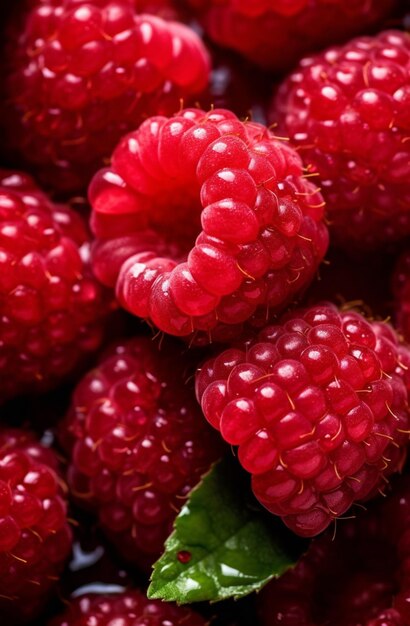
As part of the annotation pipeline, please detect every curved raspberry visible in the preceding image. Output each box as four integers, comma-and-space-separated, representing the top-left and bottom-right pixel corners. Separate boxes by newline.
272, 30, 410, 250
258, 477, 410, 626
196, 302, 410, 537
0, 428, 72, 624
2, 0, 209, 193
182, 0, 398, 71
0, 170, 112, 403
49, 590, 206, 626
393, 250, 410, 344
61, 336, 222, 570
89, 107, 328, 341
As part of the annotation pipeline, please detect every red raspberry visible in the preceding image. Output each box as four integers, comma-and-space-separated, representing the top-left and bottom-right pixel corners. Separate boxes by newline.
2, 0, 209, 193
196, 302, 410, 537
0, 170, 112, 403
61, 336, 222, 570
393, 250, 410, 344
89, 108, 328, 341
181, 0, 398, 71
258, 477, 410, 626
49, 590, 206, 626
0, 428, 72, 624
272, 30, 410, 250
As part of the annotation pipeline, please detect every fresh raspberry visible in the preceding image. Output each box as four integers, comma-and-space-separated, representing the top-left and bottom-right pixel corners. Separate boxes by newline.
49, 590, 206, 626
181, 0, 398, 71
196, 302, 410, 537
0, 428, 72, 624
258, 477, 410, 626
60, 336, 222, 570
89, 108, 328, 341
0, 169, 112, 403
2, 0, 209, 193
272, 30, 410, 250
393, 250, 410, 344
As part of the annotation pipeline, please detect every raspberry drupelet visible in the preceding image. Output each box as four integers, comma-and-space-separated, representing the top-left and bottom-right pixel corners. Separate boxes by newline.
90, 108, 328, 341
0, 170, 112, 403
49, 590, 207, 626
181, 0, 398, 72
272, 30, 410, 250
0, 428, 72, 624
196, 303, 410, 537
2, 0, 209, 193
60, 336, 222, 570
258, 476, 410, 626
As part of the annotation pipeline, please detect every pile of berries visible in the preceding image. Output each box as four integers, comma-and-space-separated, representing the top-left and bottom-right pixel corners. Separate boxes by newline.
0, 0, 409, 624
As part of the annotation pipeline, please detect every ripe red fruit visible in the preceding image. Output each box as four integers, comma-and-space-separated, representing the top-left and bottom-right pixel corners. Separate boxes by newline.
272, 30, 410, 250
0, 428, 72, 624
258, 476, 410, 626
48, 590, 206, 626
90, 107, 328, 341
61, 336, 222, 570
196, 303, 410, 537
181, 0, 398, 71
2, 0, 209, 193
0, 170, 113, 403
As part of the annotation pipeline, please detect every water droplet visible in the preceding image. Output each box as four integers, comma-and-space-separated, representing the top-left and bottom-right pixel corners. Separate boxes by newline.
177, 550, 192, 564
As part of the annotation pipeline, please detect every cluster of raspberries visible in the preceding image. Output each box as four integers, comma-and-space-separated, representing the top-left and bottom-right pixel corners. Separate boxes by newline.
0, 1, 409, 625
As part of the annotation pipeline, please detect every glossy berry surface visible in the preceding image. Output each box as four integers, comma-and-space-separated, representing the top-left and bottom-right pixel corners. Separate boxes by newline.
0, 428, 72, 624
196, 303, 410, 536
61, 336, 222, 569
49, 590, 206, 626
273, 30, 410, 250
258, 476, 410, 626
182, 0, 398, 71
3, 0, 209, 193
0, 170, 111, 403
90, 107, 328, 341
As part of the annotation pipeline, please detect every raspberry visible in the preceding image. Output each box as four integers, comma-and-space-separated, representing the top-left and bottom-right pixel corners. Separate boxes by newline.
272, 30, 410, 250
89, 108, 328, 341
0, 169, 112, 403
2, 0, 209, 193
196, 302, 410, 537
258, 477, 410, 626
0, 428, 72, 624
60, 336, 222, 570
49, 590, 206, 626
393, 250, 410, 344
182, 0, 398, 71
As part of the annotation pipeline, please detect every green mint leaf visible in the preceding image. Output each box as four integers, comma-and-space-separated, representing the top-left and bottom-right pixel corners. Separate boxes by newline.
148, 457, 306, 603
